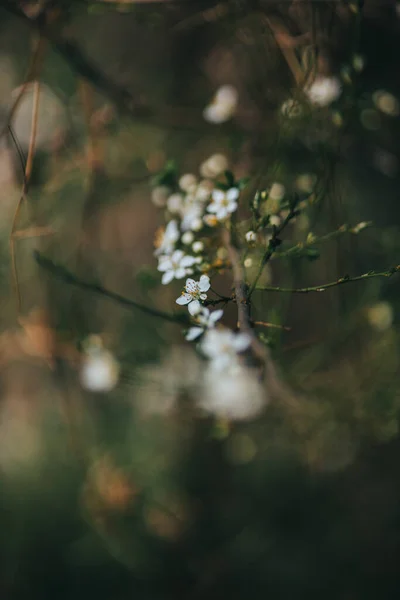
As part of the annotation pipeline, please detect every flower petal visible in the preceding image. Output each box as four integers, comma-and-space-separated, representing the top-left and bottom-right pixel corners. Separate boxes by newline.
233, 333, 251, 352
157, 260, 171, 272
171, 249, 184, 262
212, 189, 225, 203
188, 300, 202, 316
227, 187, 239, 201
176, 293, 192, 305
207, 202, 219, 214
161, 270, 174, 285
199, 275, 211, 292
175, 268, 187, 280
227, 201, 238, 213
185, 278, 198, 293
210, 309, 224, 323
180, 255, 197, 268
185, 327, 204, 341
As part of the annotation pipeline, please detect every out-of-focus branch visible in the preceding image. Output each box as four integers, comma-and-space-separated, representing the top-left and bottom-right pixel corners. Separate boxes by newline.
34, 251, 190, 325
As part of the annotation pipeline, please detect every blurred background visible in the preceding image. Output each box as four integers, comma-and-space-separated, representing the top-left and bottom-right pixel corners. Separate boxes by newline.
0, 1, 400, 598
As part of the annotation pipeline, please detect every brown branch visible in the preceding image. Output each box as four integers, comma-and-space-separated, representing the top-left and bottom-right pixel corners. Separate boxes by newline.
10, 77, 41, 313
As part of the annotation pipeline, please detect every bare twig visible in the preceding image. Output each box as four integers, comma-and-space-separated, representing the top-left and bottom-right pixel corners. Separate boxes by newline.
253, 321, 291, 332
248, 203, 298, 298
34, 251, 190, 325
256, 267, 400, 294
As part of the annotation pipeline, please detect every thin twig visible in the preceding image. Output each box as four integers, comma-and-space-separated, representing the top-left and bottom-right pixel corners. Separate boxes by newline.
10, 78, 41, 313
248, 204, 298, 298
256, 267, 400, 293
34, 252, 190, 325
253, 321, 292, 332
0, 36, 47, 141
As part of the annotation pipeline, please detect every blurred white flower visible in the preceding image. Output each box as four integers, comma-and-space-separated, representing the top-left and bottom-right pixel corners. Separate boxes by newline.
207, 187, 239, 221
158, 250, 197, 285
200, 154, 229, 178
305, 76, 342, 106
245, 230, 257, 243
135, 347, 202, 416
372, 90, 399, 117
185, 307, 224, 341
203, 85, 238, 124
199, 365, 266, 420
280, 98, 303, 118
181, 201, 204, 232
176, 275, 211, 315
269, 215, 281, 227
295, 173, 316, 193
154, 220, 180, 256
80, 339, 119, 393
181, 231, 194, 245
195, 179, 214, 201
200, 328, 251, 371
268, 182, 285, 201
167, 193, 185, 214
179, 173, 198, 193
151, 185, 170, 207
192, 241, 204, 253
367, 302, 394, 332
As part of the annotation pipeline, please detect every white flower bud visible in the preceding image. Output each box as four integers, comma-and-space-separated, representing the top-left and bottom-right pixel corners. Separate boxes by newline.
191, 218, 203, 231
167, 193, 184, 214
268, 183, 285, 201
151, 185, 169, 207
80, 348, 120, 392
181, 231, 194, 245
179, 173, 198, 192
245, 230, 257, 243
305, 76, 342, 107
269, 215, 281, 227
192, 241, 204, 253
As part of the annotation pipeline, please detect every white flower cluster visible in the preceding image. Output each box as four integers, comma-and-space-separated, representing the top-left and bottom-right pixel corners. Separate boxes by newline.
152, 154, 240, 287
150, 156, 267, 421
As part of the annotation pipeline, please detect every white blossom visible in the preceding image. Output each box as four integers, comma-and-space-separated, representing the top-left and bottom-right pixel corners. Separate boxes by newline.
176, 275, 211, 315
199, 365, 266, 420
185, 307, 224, 341
269, 215, 281, 227
167, 193, 185, 214
192, 241, 204, 253
181, 201, 204, 232
154, 219, 180, 256
269, 182, 285, 201
200, 328, 251, 371
200, 154, 229, 179
179, 173, 198, 193
151, 185, 169, 207
158, 250, 197, 285
305, 76, 342, 107
207, 187, 239, 221
80, 340, 119, 392
181, 231, 195, 245
203, 85, 238, 124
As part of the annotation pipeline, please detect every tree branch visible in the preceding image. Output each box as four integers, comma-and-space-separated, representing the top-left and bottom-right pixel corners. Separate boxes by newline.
256, 267, 400, 293
34, 251, 189, 325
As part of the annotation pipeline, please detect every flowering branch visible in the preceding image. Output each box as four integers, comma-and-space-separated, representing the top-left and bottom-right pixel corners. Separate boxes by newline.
34, 252, 189, 325
255, 267, 400, 294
